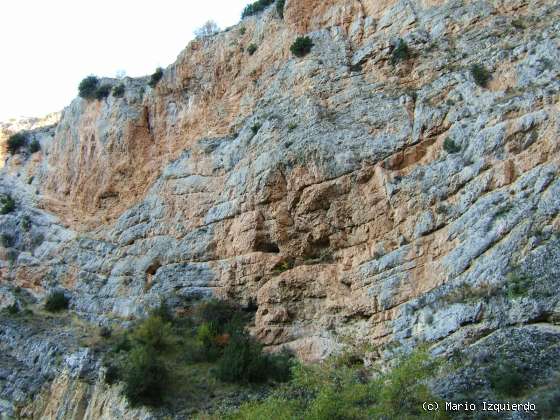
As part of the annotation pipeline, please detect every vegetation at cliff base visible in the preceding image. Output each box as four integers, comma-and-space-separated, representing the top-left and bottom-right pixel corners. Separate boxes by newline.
209, 348, 448, 419
290, 36, 314, 57
7, 132, 27, 155
103, 300, 293, 408
242, 0, 275, 18
149, 67, 164, 88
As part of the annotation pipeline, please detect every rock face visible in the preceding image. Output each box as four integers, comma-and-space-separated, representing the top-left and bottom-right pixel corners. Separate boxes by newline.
1, 0, 560, 417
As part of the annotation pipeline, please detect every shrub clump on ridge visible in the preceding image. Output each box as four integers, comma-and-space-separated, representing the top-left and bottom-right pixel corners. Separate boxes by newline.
7, 133, 27, 155
112, 84, 125, 98
242, 0, 275, 18
149, 67, 164, 88
78, 76, 100, 99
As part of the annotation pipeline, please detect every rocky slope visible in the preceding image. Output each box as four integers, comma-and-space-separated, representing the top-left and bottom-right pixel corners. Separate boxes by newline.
1, 0, 560, 418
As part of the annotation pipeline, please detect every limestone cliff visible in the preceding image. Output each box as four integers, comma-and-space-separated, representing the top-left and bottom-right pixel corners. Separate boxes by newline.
1, 0, 560, 418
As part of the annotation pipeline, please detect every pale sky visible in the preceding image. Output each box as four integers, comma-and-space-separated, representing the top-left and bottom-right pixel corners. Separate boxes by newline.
0, 0, 250, 121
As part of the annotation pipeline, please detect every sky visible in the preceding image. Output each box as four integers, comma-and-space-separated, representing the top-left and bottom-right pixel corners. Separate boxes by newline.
0, 0, 250, 121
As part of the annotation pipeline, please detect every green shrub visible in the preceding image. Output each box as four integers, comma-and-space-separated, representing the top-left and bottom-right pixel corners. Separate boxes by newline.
28, 140, 40, 153
215, 331, 292, 384
0, 194, 15, 214
104, 362, 120, 385
391, 39, 410, 64
197, 299, 242, 327
251, 123, 262, 135
369, 349, 445, 418
6, 303, 19, 315
227, 348, 446, 419
506, 272, 532, 299
443, 137, 460, 154
276, 0, 286, 18
44, 291, 69, 312
488, 362, 526, 397
122, 346, 172, 406
247, 43, 258, 55
78, 76, 100, 99
112, 84, 125, 98
0, 234, 13, 248
290, 36, 313, 57
239, 27, 246, 35
20, 215, 31, 231
242, 0, 275, 18
149, 67, 164, 88
7, 133, 26, 155
95, 84, 111, 100
470, 64, 491, 87
130, 315, 177, 354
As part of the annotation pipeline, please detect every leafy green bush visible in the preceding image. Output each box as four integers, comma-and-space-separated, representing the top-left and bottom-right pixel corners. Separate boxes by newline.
197, 299, 242, 327
489, 362, 526, 397
239, 27, 247, 35
247, 43, 258, 55
225, 348, 446, 419
251, 123, 262, 135
0, 234, 13, 248
122, 346, 172, 407
276, 0, 286, 18
242, 0, 275, 18
95, 84, 112, 100
470, 64, 491, 87
443, 137, 460, 154
112, 84, 125, 98
6, 302, 19, 315
105, 311, 179, 406
192, 300, 247, 362
130, 314, 178, 353
0, 194, 15, 214
7, 133, 26, 155
391, 39, 410, 64
506, 272, 532, 299
215, 331, 292, 384
28, 140, 40, 153
78, 76, 100, 99
104, 362, 120, 385
290, 36, 313, 57
20, 215, 31, 231
44, 291, 69, 312
149, 67, 164, 88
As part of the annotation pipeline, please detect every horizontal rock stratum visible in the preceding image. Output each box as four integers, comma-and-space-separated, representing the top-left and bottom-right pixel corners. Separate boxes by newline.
1, 0, 560, 418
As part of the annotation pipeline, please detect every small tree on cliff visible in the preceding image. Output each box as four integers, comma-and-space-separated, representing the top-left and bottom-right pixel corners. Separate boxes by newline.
78, 76, 100, 99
